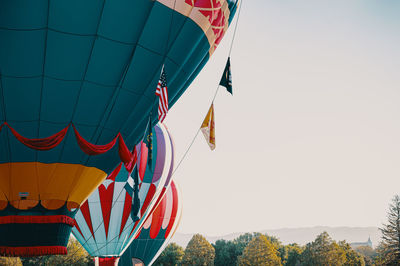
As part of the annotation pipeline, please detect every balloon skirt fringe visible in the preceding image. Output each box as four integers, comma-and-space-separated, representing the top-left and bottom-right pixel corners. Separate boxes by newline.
0, 246, 67, 257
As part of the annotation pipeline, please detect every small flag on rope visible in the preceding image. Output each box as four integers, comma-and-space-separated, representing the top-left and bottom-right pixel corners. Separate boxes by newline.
124, 166, 141, 222
143, 117, 153, 168
219, 57, 233, 95
201, 103, 216, 150
156, 66, 169, 122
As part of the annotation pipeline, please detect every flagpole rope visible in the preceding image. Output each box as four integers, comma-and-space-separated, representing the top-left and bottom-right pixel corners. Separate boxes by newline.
172, 128, 201, 176
228, 0, 243, 57
172, 0, 243, 176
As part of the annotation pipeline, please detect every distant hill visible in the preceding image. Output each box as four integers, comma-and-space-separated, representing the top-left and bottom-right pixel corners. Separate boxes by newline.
171, 226, 380, 248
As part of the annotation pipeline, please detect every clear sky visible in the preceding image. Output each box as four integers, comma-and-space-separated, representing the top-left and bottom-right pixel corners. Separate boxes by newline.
165, 0, 400, 236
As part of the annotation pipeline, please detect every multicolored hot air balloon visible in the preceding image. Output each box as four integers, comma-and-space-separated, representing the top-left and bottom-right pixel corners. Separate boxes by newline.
0, 0, 239, 256
72, 123, 174, 265
119, 180, 182, 266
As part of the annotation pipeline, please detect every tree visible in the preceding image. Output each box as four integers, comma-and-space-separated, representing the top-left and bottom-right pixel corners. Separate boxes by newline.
154, 242, 184, 266
373, 243, 386, 266
237, 235, 282, 266
181, 234, 215, 266
300, 232, 346, 266
0, 257, 22, 266
285, 244, 303, 266
20, 238, 92, 266
233, 232, 262, 254
338, 241, 365, 266
47, 238, 92, 265
354, 246, 375, 258
353, 245, 375, 266
379, 194, 400, 265
213, 239, 238, 266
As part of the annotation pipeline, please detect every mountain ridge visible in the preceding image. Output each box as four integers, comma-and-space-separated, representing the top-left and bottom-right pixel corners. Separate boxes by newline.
171, 226, 380, 248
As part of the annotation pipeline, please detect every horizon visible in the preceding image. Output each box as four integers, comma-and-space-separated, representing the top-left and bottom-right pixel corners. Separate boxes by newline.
176, 225, 380, 236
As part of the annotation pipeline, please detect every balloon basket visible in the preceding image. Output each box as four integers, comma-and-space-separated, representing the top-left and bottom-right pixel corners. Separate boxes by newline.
94, 256, 120, 266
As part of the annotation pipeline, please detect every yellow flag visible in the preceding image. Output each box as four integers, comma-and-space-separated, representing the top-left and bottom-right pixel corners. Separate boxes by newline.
201, 103, 215, 150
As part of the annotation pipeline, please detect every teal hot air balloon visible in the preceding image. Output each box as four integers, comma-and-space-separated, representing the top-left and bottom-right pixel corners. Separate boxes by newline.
119, 180, 182, 266
0, 0, 239, 256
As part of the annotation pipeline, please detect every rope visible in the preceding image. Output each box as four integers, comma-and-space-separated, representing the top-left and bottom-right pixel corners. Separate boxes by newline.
172, 0, 243, 176
228, 0, 243, 57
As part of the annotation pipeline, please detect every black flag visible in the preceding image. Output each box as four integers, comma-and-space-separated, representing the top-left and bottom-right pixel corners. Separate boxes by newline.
219, 57, 232, 95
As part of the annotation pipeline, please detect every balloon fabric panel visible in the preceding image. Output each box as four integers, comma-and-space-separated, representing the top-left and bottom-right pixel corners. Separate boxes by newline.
119, 181, 182, 266
72, 123, 175, 257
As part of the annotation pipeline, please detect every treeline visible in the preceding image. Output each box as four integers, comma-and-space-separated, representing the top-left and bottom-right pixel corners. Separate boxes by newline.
0, 233, 380, 266
153, 231, 379, 266
0, 239, 92, 266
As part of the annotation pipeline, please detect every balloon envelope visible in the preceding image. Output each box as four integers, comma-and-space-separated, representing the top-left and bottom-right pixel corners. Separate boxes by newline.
72, 123, 175, 259
119, 180, 182, 266
0, 0, 238, 255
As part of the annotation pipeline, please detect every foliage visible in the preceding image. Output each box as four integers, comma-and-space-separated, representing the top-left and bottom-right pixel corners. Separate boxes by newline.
47, 238, 92, 265
181, 234, 215, 266
379, 194, 400, 265
153, 242, 184, 266
213, 239, 239, 266
338, 241, 365, 266
300, 232, 347, 266
354, 245, 377, 259
233, 232, 262, 254
284, 244, 303, 266
20, 238, 93, 266
0, 257, 22, 266
354, 246, 376, 266
1, 230, 386, 266
237, 235, 282, 266
212, 232, 282, 266
373, 243, 387, 266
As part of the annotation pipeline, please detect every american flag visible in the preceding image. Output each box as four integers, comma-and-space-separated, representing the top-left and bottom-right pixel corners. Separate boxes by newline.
156, 67, 168, 122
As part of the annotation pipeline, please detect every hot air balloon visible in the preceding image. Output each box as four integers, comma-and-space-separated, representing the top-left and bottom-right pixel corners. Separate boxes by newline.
0, 0, 239, 256
72, 123, 174, 265
119, 180, 182, 266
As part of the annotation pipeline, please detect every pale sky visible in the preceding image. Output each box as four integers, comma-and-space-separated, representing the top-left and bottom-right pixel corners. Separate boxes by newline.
165, 0, 400, 236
